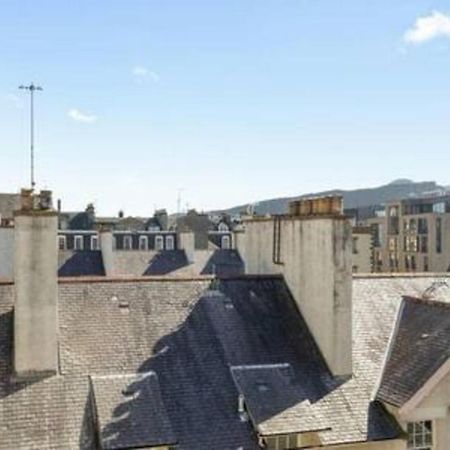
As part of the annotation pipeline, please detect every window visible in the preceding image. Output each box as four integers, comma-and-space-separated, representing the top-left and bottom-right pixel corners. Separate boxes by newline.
389, 206, 399, 217
404, 236, 418, 253
388, 238, 397, 251
91, 235, 99, 250
412, 236, 418, 253
264, 434, 297, 450
424, 256, 429, 272
436, 218, 442, 253
139, 236, 148, 250
124, 235, 132, 250
352, 265, 358, 273
218, 222, 229, 232
166, 235, 175, 250
371, 224, 382, 247
155, 235, 164, 251
433, 202, 445, 214
352, 237, 358, 254
420, 236, 428, 253
58, 235, 67, 250
418, 218, 428, 235
407, 421, 433, 449
373, 251, 383, 272
221, 235, 231, 250
74, 235, 84, 251
389, 253, 398, 272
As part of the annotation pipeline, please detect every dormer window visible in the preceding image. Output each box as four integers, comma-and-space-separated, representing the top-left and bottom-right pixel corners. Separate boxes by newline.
166, 235, 175, 250
58, 235, 67, 250
155, 235, 164, 251
74, 235, 84, 251
218, 222, 229, 232
221, 235, 231, 249
263, 434, 298, 450
91, 235, 99, 250
124, 235, 133, 250
139, 235, 148, 250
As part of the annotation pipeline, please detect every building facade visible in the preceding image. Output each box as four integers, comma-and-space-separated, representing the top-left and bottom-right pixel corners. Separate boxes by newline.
368, 196, 450, 273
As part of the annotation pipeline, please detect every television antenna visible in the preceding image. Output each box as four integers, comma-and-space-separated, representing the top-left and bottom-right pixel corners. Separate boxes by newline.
19, 82, 43, 190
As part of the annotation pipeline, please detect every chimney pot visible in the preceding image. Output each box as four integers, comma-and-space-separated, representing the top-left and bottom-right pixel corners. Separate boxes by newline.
289, 195, 343, 218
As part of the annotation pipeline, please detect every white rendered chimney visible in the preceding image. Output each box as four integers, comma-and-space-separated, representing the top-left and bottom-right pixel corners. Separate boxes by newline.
242, 196, 353, 376
14, 189, 58, 378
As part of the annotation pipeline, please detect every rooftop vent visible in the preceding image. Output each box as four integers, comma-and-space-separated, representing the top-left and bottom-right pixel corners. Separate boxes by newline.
223, 297, 234, 310
119, 300, 130, 313
256, 381, 270, 393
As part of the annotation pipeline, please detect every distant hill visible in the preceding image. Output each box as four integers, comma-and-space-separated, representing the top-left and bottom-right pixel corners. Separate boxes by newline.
219, 180, 446, 216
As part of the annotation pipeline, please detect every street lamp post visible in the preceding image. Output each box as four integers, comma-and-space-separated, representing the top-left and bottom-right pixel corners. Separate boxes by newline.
19, 83, 43, 190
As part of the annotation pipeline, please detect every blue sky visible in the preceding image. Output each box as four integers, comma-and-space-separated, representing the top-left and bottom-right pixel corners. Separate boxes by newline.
1, 1, 450, 214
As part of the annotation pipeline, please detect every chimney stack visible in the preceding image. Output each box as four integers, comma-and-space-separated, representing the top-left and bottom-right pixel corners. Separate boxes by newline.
242, 196, 352, 376
100, 229, 115, 276
178, 231, 195, 264
14, 189, 58, 378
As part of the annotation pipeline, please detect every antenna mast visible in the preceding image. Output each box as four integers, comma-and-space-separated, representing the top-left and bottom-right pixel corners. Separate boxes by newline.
19, 82, 43, 190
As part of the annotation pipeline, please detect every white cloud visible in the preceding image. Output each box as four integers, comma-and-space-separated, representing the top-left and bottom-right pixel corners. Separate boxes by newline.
68, 108, 98, 123
404, 10, 450, 44
132, 65, 159, 82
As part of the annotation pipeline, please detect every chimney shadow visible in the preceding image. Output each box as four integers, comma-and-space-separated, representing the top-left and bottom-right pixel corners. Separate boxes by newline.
143, 250, 189, 275
366, 401, 403, 441
58, 251, 105, 277
86, 279, 351, 449
201, 250, 244, 277
0, 310, 52, 396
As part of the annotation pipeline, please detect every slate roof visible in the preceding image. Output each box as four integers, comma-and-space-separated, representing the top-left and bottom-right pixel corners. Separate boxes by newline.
230, 364, 331, 435
1, 275, 449, 449
110, 249, 244, 278
90, 372, 177, 449
376, 295, 450, 407
143, 250, 189, 275
58, 251, 106, 277
200, 250, 244, 277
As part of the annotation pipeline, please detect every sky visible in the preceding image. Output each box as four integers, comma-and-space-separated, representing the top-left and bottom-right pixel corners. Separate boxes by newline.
1, 0, 450, 215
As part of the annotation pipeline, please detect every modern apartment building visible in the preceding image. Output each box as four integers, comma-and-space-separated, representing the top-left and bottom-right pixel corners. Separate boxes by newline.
368, 195, 450, 273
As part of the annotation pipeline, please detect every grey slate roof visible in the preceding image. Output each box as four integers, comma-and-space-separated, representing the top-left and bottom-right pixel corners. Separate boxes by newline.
58, 251, 106, 277
111, 249, 244, 278
143, 250, 189, 275
201, 250, 245, 277
376, 295, 450, 407
230, 364, 331, 436
1, 275, 448, 449
90, 372, 176, 449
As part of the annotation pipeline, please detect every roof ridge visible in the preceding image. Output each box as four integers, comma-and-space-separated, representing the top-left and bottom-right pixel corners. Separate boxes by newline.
403, 295, 450, 308
58, 275, 214, 284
